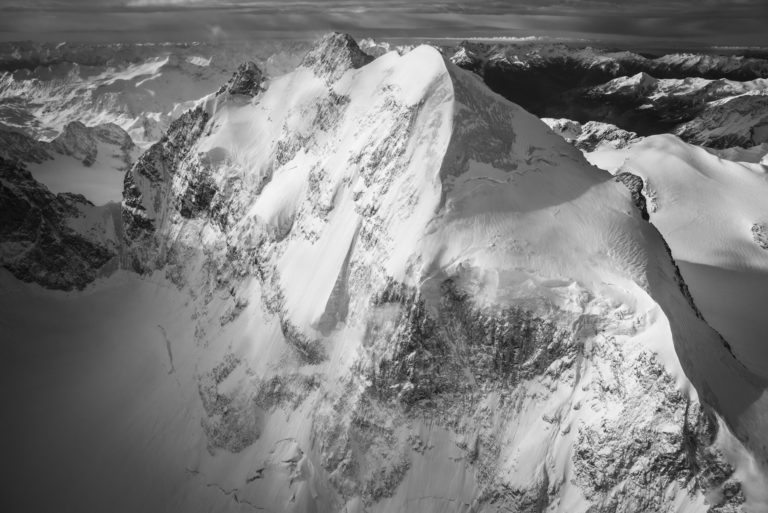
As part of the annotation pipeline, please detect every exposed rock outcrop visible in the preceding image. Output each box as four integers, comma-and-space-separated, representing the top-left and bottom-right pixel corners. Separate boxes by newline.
218, 61, 263, 96
752, 223, 768, 250
0, 129, 53, 163
122, 105, 209, 273
614, 172, 649, 220
50, 121, 136, 169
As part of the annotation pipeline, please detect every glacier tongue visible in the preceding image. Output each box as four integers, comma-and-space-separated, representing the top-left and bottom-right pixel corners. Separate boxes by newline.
84, 34, 768, 511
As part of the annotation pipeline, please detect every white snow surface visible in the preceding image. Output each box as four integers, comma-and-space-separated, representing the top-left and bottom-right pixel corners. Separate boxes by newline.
586, 135, 768, 381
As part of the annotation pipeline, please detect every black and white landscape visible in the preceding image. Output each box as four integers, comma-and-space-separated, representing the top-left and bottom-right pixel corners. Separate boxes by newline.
2, 2, 768, 512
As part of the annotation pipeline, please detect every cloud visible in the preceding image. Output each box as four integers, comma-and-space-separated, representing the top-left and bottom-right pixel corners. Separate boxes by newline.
0, 0, 765, 46
125, 0, 207, 6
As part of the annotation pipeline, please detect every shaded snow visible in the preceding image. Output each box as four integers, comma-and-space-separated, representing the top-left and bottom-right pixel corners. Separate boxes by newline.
26, 140, 128, 205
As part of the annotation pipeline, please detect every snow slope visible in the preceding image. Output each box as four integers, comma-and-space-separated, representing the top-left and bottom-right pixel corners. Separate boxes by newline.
25, 152, 125, 205
586, 135, 768, 382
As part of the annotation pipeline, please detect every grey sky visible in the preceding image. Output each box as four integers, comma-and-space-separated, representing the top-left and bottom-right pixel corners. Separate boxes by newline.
1, 0, 766, 46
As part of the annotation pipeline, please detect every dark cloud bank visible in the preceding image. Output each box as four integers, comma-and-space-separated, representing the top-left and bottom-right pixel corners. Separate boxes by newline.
0, 1, 766, 48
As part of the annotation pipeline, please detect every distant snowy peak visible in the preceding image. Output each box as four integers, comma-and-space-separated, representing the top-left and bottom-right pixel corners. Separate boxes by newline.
541, 117, 583, 141
674, 93, 768, 148
590, 71, 658, 97
542, 117, 640, 151
299, 32, 373, 81
449, 46, 482, 70
588, 72, 768, 103
583, 72, 768, 148
451, 41, 768, 80
654, 52, 768, 79
50, 121, 135, 168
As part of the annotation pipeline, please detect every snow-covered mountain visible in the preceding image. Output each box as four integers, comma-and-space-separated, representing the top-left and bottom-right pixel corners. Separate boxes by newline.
113, 33, 768, 511
584, 74, 768, 148
673, 93, 768, 148
3, 33, 768, 513
541, 118, 640, 151
589, 73, 768, 101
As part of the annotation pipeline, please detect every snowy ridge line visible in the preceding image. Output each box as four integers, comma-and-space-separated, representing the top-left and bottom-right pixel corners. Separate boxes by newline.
613, 170, 739, 360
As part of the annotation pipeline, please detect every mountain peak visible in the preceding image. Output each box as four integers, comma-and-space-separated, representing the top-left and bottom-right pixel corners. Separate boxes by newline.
219, 61, 263, 96
115, 43, 768, 511
300, 32, 373, 81
51, 121, 134, 167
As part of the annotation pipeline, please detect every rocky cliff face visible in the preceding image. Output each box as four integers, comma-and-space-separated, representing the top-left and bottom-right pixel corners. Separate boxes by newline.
0, 128, 53, 163
122, 105, 209, 273
218, 61, 264, 96
117, 34, 768, 512
49, 121, 136, 169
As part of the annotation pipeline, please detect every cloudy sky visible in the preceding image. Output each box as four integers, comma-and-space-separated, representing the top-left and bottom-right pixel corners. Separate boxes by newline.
1, 0, 766, 47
